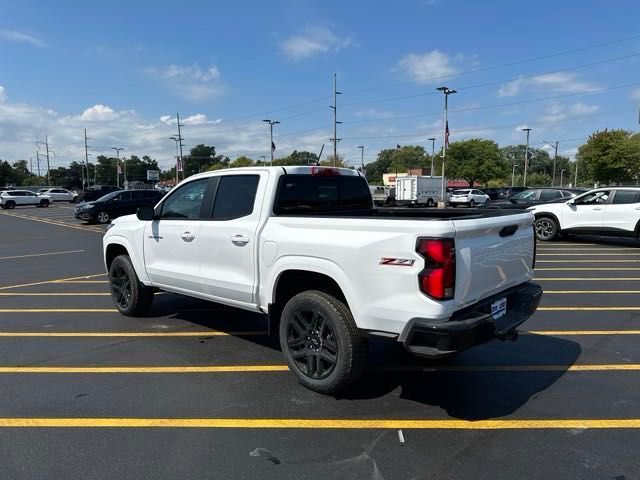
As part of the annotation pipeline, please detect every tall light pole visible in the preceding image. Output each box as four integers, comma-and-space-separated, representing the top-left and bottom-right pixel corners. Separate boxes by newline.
112, 147, 124, 188
574, 157, 579, 187
522, 127, 532, 187
560, 169, 565, 187
169, 137, 180, 183
36, 136, 51, 186
544, 140, 558, 186
428, 137, 436, 176
175, 113, 185, 181
436, 86, 456, 206
329, 73, 342, 166
259, 155, 266, 165
357, 145, 365, 173
512, 164, 519, 187
262, 119, 280, 166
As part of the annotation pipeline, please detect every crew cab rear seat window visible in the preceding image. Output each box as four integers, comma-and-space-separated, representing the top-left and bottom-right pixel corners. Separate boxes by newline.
212, 175, 260, 220
274, 175, 372, 214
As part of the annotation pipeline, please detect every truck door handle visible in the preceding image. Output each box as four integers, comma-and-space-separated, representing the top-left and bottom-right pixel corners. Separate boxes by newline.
231, 234, 249, 246
180, 231, 196, 241
592, 207, 603, 211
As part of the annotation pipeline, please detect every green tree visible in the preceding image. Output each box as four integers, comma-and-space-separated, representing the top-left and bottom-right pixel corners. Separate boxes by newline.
230, 156, 255, 168
320, 154, 346, 167
446, 139, 507, 187
576, 129, 639, 184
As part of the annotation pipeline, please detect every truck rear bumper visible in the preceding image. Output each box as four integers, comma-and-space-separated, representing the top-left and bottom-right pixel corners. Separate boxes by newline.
401, 282, 542, 357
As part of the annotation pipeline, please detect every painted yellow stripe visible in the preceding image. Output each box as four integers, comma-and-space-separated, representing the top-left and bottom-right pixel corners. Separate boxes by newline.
0, 308, 117, 313
0, 418, 638, 429
538, 253, 640, 256
0, 293, 109, 296
527, 330, 640, 335
535, 277, 640, 281
0, 273, 107, 291
536, 268, 640, 271
537, 259, 640, 263
538, 307, 640, 311
537, 248, 638, 252
0, 331, 267, 337
537, 243, 597, 246
544, 290, 640, 293
0, 250, 84, 261
0, 212, 103, 233
55, 280, 108, 284
0, 364, 637, 374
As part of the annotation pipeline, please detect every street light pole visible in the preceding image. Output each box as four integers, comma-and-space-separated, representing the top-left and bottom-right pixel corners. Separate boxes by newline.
112, 147, 124, 188
512, 164, 518, 187
560, 169, 565, 187
262, 119, 280, 166
574, 157, 579, 187
522, 128, 532, 187
428, 137, 436, 177
36, 137, 51, 186
436, 86, 456, 206
357, 145, 365, 173
544, 140, 559, 186
329, 73, 342, 166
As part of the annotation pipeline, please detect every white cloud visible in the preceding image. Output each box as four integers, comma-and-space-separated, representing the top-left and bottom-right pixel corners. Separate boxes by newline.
80, 104, 119, 121
538, 102, 600, 125
498, 72, 597, 97
354, 108, 396, 119
146, 64, 224, 101
396, 50, 458, 84
279, 25, 352, 60
569, 102, 599, 115
0, 86, 6, 103
630, 88, 640, 102
0, 29, 46, 47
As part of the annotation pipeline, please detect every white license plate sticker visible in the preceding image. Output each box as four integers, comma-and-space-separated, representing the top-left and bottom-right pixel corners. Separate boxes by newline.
491, 297, 507, 319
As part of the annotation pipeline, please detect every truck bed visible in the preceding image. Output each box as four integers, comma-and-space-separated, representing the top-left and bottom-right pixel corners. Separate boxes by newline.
275, 207, 527, 220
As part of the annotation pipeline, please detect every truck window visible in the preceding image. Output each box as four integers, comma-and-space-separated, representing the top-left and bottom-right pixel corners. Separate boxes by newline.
160, 178, 209, 219
274, 175, 372, 214
212, 175, 260, 220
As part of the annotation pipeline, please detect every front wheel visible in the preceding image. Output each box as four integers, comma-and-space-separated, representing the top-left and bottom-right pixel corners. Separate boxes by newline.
39, 199, 49, 208
534, 216, 559, 241
469, 199, 476, 208
279, 290, 367, 394
108, 255, 154, 316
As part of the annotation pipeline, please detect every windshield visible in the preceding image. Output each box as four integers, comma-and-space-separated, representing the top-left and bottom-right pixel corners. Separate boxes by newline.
95, 191, 120, 202
453, 190, 470, 195
512, 190, 538, 201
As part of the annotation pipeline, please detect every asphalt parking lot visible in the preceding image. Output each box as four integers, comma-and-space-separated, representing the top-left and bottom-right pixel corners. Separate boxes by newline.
1, 203, 639, 479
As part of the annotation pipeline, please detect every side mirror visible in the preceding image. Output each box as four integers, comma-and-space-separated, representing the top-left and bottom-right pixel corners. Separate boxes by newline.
567, 199, 576, 206
136, 206, 156, 221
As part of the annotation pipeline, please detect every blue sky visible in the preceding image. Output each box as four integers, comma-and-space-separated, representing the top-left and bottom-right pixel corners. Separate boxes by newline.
1, 0, 640, 169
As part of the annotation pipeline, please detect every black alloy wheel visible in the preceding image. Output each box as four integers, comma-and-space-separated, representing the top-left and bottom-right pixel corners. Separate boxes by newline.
110, 261, 133, 311
286, 309, 338, 380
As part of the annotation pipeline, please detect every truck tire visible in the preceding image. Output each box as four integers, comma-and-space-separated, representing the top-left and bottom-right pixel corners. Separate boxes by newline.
534, 216, 559, 241
108, 254, 154, 316
279, 290, 367, 394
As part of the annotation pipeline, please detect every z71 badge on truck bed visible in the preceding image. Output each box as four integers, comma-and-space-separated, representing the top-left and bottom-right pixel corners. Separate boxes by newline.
103, 166, 542, 394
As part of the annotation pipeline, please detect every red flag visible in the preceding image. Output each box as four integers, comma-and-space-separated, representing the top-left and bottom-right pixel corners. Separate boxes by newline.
445, 121, 450, 147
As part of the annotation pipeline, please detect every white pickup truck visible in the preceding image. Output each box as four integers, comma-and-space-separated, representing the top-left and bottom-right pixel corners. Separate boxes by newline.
103, 166, 541, 393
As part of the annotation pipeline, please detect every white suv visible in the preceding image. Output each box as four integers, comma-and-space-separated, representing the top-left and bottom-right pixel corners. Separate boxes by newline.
38, 188, 78, 203
449, 189, 490, 207
0, 190, 51, 209
529, 187, 640, 241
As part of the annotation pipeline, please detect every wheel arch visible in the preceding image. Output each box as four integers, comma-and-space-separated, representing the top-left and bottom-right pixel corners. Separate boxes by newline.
533, 211, 561, 229
104, 236, 151, 285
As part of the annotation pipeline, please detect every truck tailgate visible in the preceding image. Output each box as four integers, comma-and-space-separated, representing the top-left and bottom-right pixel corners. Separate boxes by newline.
452, 212, 534, 310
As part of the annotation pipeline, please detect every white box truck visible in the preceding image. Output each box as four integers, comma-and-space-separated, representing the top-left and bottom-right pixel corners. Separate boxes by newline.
395, 176, 445, 207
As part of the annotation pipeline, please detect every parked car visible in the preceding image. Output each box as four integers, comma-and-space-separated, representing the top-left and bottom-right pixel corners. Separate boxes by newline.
502, 186, 527, 198
529, 187, 640, 241
0, 190, 51, 209
37, 188, 78, 203
103, 166, 540, 393
448, 188, 490, 207
75, 189, 163, 224
484, 188, 507, 200
481, 188, 583, 209
79, 185, 122, 203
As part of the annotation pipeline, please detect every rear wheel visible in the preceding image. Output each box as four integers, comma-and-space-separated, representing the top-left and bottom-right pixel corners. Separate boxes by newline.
97, 211, 110, 224
5, 201, 15, 209
39, 199, 49, 207
469, 199, 476, 208
534, 216, 559, 241
279, 290, 367, 394
108, 255, 154, 316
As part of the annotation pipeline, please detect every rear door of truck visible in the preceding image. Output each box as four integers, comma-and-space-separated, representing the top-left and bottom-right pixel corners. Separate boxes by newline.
451, 212, 535, 310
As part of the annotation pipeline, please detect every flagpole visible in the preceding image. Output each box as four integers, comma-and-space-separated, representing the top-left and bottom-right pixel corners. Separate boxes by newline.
436, 86, 457, 207
263, 119, 280, 166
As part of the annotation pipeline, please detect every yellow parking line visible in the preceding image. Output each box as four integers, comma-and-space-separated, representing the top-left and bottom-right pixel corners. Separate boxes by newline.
0, 212, 102, 233
538, 307, 640, 311
0, 331, 267, 337
55, 280, 108, 284
0, 364, 636, 373
0, 273, 107, 291
0, 308, 117, 313
537, 253, 640, 256
527, 330, 640, 335
536, 268, 640, 271
536, 248, 638, 252
0, 418, 638, 429
0, 293, 109, 296
537, 243, 598, 246
537, 259, 640, 263
535, 277, 640, 281
0, 250, 84, 261
543, 290, 640, 293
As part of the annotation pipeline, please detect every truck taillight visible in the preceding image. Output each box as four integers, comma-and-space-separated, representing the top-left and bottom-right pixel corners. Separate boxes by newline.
416, 238, 455, 300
